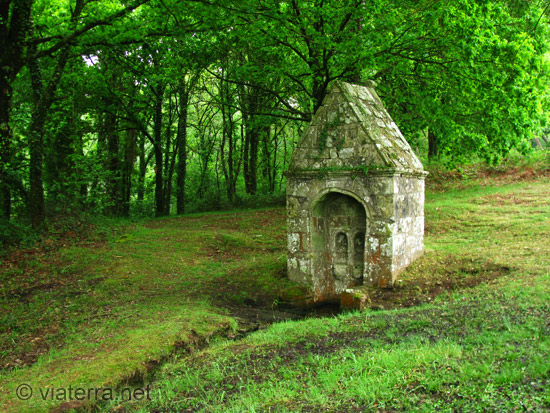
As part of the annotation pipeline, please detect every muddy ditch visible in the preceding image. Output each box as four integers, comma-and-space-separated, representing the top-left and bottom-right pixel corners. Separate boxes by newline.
221, 256, 513, 336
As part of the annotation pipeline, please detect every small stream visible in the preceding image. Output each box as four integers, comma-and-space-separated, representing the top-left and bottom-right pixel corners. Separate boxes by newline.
225, 302, 342, 338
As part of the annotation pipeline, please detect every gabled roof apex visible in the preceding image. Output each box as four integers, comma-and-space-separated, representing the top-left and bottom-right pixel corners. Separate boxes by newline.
288, 80, 424, 174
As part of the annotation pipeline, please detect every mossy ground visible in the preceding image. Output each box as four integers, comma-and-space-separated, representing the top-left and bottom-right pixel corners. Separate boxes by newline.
129, 174, 549, 412
1, 156, 549, 412
0, 208, 300, 412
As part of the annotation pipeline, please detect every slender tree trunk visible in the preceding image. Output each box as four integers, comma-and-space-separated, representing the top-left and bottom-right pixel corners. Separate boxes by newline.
249, 127, 259, 194
223, 109, 237, 202
162, 88, 173, 215
106, 110, 121, 215
77, 133, 87, 203
120, 79, 138, 216
153, 85, 165, 216
227, 125, 234, 202
220, 79, 231, 202
97, 98, 120, 215
220, 76, 242, 203
214, 148, 221, 205
1, 185, 11, 219
28, 107, 46, 228
279, 127, 289, 191
241, 86, 251, 195
176, 83, 188, 214
242, 86, 261, 195
262, 124, 277, 193
243, 123, 259, 195
28, 57, 48, 228
243, 115, 250, 193
138, 134, 146, 201
428, 129, 438, 160
220, 111, 231, 202
271, 123, 285, 193
196, 128, 216, 200
0, 77, 12, 220
121, 128, 136, 216
164, 144, 178, 215
0, 75, 12, 210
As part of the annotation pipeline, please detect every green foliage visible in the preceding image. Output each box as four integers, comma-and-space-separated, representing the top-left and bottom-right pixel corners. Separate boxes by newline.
3, 0, 550, 240
378, 0, 550, 165
0, 219, 36, 248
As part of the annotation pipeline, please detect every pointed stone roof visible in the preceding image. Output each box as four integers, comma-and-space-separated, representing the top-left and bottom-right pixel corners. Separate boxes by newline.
289, 81, 424, 174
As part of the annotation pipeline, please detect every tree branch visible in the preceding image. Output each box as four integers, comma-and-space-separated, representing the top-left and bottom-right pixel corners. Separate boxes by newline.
27, 0, 151, 61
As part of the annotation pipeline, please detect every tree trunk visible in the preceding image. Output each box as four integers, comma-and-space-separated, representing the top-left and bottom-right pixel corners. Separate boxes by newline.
153, 85, 165, 216
26, 2, 82, 227
243, 118, 250, 194
220, 80, 230, 202
220, 79, 239, 203
138, 134, 146, 201
0, 75, 13, 220
311, 69, 328, 113
250, 129, 259, 194
428, 129, 438, 160
106, 110, 121, 215
0, 73, 12, 170
121, 128, 137, 217
164, 144, 177, 216
220, 113, 232, 202
0, 0, 33, 216
28, 107, 46, 228
243, 124, 259, 195
241, 86, 265, 195
77, 133, 88, 203
176, 83, 188, 214
262, 124, 278, 193
28, 56, 48, 228
162, 88, 173, 216
1, 185, 11, 220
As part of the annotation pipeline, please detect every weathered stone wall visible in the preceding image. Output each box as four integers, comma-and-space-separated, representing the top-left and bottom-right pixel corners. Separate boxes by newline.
391, 175, 426, 278
287, 172, 404, 301
363, 174, 396, 289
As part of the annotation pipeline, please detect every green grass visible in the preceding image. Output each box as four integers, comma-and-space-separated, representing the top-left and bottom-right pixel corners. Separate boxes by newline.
0, 208, 297, 412
1, 169, 549, 411
110, 278, 550, 411
109, 179, 549, 412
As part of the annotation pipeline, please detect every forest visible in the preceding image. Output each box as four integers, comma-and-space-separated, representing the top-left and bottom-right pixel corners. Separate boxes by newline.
1, 0, 549, 237
2, 2, 550, 411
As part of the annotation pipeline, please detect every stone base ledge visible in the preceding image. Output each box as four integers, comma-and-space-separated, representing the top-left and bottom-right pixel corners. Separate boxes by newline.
340, 286, 372, 311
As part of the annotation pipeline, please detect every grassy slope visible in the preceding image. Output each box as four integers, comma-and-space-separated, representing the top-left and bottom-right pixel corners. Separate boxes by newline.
0, 170, 549, 411
0, 209, 297, 412
114, 179, 550, 412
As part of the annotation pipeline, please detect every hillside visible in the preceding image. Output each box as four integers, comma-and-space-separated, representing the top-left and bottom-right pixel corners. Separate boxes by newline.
1, 169, 549, 411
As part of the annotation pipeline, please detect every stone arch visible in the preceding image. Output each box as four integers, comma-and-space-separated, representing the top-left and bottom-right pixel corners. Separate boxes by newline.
310, 190, 368, 299
309, 187, 371, 217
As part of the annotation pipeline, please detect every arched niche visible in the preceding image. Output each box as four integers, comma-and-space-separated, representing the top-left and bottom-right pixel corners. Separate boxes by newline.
311, 192, 367, 295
